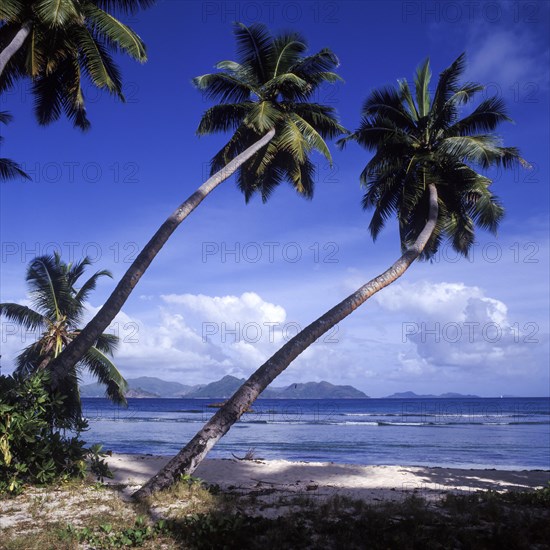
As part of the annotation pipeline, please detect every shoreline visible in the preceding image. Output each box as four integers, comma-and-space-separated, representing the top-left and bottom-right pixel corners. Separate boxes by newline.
105, 453, 550, 502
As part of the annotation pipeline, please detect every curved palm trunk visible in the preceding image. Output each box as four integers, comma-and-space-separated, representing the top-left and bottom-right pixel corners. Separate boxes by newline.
134, 184, 439, 499
47, 129, 276, 383
0, 21, 32, 77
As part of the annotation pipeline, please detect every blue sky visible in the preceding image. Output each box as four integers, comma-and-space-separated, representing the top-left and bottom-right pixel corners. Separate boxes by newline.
1, 0, 549, 397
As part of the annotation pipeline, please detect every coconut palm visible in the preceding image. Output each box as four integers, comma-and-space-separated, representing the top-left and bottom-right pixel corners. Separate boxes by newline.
135, 53, 528, 498
195, 22, 345, 201
0, 0, 153, 129
0, 110, 29, 181
47, 22, 344, 391
0, 253, 127, 423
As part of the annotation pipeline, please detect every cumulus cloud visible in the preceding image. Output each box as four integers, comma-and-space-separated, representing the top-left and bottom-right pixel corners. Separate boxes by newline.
462, 2, 550, 91
375, 281, 546, 373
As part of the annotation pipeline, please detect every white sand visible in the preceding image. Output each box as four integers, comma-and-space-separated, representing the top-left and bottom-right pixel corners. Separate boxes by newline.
105, 454, 550, 502
2, 456, 548, 531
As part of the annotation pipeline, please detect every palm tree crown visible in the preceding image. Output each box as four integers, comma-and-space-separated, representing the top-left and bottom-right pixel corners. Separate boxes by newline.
0, 253, 127, 421
339, 53, 528, 259
194, 22, 346, 202
0, 0, 154, 129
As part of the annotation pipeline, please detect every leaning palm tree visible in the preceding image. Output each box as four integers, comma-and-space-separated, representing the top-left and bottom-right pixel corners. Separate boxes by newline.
135, 53, 528, 498
47, 22, 344, 390
0, 253, 127, 424
0, 0, 153, 129
0, 110, 29, 181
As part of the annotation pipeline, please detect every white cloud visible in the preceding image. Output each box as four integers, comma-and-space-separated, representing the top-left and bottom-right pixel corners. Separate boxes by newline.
462, 1, 550, 91
375, 281, 547, 374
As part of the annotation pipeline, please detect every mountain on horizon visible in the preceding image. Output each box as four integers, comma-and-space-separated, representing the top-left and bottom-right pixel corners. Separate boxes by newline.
80, 375, 369, 399
385, 391, 480, 399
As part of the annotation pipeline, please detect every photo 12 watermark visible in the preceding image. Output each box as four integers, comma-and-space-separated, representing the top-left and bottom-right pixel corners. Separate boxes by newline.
1, 321, 141, 346
402, 1, 541, 24
429, 241, 540, 265
201, 241, 339, 264
1, 241, 141, 264
402, 321, 539, 344
11, 161, 140, 184
201, 1, 341, 24
201, 321, 340, 344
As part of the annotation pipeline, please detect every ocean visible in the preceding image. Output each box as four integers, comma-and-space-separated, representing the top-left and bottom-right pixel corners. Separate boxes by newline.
81, 397, 550, 470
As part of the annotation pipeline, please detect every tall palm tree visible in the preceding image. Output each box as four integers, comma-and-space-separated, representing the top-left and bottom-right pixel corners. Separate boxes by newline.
0, 110, 29, 181
47, 22, 344, 390
135, 53, 528, 498
0, 253, 127, 423
0, 0, 153, 129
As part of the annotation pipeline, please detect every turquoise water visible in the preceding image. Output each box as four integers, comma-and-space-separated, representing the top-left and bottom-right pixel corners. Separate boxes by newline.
81, 397, 550, 470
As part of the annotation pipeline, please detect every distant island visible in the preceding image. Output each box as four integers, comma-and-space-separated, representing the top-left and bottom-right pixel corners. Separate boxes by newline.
385, 391, 480, 399
80, 376, 484, 400
80, 375, 369, 399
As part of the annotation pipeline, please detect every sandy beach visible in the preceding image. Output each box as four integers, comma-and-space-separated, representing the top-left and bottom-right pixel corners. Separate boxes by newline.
105, 453, 550, 502
2, 454, 548, 546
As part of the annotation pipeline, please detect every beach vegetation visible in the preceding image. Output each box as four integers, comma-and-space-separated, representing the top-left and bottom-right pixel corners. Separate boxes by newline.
2, 479, 548, 549
0, 253, 127, 424
0, 371, 88, 495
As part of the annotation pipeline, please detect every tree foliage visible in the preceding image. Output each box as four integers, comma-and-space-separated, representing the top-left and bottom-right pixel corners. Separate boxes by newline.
194, 22, 346, 201
0, 253, 127, 423
0, 0, 154, 129
339, 53, 528, 259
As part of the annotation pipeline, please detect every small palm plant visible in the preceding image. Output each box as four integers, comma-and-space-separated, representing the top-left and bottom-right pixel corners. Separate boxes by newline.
135, 53, 528, 498
0, 0, 154, 129
48, 22, 344, 391
0, 253, 127, 423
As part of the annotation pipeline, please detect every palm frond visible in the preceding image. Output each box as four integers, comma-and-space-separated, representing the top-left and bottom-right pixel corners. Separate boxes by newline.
0, 157, 31, 181
0, 0, 26, 21
398, 79, 419, 121
290, 112, 332, 163
73, 268, 112, 306
91, 0, 157, 15
431, 52, 467, 114
80, 346, 127, 405
192, 72, 253, 103
74, 26, 123, 97
34, 0, 79, 27
0, 303, 46, 330
32, 70, 63, 125
233, 22, 272, 82
94, 332, 119, 354
272, 33, 307, 76
290, 102, 346, 139
446, 96, 512, 136
414, 58, 431, 118
196, 103, 251, 135
83, 4, 147, 62
245, 100, 282, 132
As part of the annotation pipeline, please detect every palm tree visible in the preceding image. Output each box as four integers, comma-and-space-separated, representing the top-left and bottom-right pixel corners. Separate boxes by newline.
47, 22, 344, 392
0, 0, 153, 129
0, 253, 127, 424
0, 110, 29, 181
134, 53, 528, 498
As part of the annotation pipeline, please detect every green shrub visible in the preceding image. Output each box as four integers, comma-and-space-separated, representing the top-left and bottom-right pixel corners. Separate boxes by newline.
0, 371, 98, 494
65, 516, 167, 548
